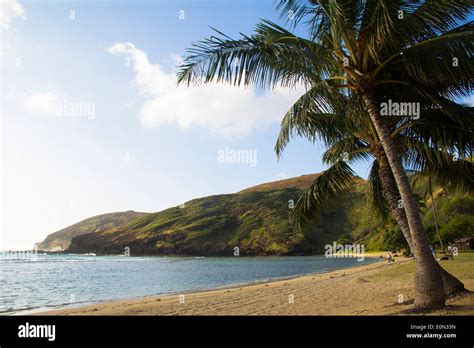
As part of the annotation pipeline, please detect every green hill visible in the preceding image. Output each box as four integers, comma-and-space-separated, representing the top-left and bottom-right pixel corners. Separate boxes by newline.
65, 174, 386, 256
37, 173, 472, 256
35, 211, 146, 251
238, 173, 320, 193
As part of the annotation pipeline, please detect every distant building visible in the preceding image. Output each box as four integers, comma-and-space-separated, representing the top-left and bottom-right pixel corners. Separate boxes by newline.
454, 236, 474, 250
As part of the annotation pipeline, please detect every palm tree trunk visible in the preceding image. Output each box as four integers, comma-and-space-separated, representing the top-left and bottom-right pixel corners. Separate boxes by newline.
428, 176, 444, 253
376, 155, 414, 251
362, 91, 445, 309
377, 154, 465, 296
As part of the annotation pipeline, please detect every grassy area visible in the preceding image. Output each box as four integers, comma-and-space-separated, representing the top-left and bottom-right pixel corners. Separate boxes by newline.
367, 251, 474, 282
439, 251, 474, 280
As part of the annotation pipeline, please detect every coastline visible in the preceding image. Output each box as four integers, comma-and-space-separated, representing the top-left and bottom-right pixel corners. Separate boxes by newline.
36, 257, 388, 316
2, 252, 387, 315
34, 252, 474, 315
28, 253, 383, 315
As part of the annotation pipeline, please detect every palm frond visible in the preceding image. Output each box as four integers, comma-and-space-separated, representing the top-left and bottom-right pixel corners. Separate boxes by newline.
393, 0, 473, 45
402, 143, 474, 193
401, 25, 474, 91
322, 136, 371, 165
367, 159, 390, 221
275, 80, 349, 158
177, 20, 333, 89
291, 161, 355, 232
275, 0, 332, 40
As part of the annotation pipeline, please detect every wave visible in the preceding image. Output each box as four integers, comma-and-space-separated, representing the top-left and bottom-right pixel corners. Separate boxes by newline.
0, 299, 94, 315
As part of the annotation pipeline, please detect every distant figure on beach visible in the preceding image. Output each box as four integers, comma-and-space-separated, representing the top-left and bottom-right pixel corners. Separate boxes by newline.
386, 252, 393, 263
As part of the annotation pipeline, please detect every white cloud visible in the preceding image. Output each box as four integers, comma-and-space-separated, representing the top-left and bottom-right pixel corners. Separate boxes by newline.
23, 92, 60, 114
107, 42, 304, 137
0, 0, 26, 30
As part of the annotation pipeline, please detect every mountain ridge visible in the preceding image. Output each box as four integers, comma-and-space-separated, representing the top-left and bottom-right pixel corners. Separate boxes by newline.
35, 211, 146, 251
63, 172, 380, 256
36, 173, 472, 255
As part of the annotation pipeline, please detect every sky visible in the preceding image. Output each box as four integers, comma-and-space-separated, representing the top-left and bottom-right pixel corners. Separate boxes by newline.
0, 0, 472, 250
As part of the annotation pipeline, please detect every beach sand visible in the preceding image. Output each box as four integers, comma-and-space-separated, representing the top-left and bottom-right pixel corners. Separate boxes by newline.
39, 253, 474, 316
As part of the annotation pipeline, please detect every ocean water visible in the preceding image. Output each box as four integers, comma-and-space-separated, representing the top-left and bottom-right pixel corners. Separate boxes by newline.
0, 254, 376, 314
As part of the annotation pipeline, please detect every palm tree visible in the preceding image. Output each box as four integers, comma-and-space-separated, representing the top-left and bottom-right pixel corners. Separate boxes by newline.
177, 1, 473, 308
274, 86, 472, 296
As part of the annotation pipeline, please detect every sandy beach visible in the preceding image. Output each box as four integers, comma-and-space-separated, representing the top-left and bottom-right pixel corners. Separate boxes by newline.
39, 253, 474, 316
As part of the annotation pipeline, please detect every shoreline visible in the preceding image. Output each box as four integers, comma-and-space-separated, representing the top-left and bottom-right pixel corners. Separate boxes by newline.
26, 253, 386, 316
36, 255, 451, 316
36, 254, 474, 316
3, 252, 392, 316
30, 251, 390, 258
20, 251, 473, 316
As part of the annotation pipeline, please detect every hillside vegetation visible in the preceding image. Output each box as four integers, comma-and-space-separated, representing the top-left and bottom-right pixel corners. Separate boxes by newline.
65, 175, 380, 255
36, 211, 146, 251
36, 174, 473, 255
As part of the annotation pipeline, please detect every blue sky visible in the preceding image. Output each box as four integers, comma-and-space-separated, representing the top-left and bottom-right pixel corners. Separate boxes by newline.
1, 0, 471, 249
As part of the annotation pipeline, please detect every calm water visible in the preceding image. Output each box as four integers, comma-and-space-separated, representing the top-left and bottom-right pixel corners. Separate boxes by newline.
0, 254, 376, 314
